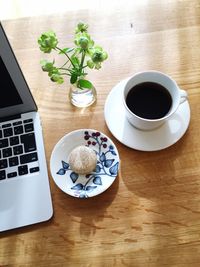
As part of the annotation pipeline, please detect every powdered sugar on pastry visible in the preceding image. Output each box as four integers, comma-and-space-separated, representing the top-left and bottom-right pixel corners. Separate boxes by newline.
68, 145, 97, 174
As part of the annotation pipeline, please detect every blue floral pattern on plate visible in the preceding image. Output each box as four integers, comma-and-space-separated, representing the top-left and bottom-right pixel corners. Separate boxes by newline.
51, 129, 119, 198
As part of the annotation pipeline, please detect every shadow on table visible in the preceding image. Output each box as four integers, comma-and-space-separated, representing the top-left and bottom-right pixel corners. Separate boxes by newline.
120, 130, 200, 265
120, 131, 192, 201
54, 173, 119, 238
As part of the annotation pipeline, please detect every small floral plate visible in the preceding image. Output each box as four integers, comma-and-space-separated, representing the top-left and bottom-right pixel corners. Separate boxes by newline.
50, 129, 120, 198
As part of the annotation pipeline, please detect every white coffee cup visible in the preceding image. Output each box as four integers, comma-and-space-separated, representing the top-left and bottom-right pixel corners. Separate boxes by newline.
123, 71, 188, 131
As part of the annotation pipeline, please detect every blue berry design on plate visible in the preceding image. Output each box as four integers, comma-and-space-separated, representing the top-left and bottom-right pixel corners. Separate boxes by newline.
56, 130, 119, 198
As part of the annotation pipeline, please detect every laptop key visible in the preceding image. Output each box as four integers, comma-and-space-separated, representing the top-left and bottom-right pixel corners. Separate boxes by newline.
2, 123, 11, 128
13, 145, 23, 155
9, 156, 19, 167
10, 136, 19, 146
18, 165, 28, 176
2, 147, 12, 158
14, 125, 23, 135
3, 127, 13, 137
13, 121, 22, 126
0, 159, 8, 169
24, 123, 34, 132
0, 170, 6, 180
20, 152, 38, 164
7, 172, 17, 178
30, 166, 40, 173
20, 133, 36, 153
0, 138, 9, 148
0, 130, 2, 139
24, 119, 33, 124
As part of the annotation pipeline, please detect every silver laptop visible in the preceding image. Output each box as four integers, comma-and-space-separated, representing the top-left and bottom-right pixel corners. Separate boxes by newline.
0, 22, 53, 232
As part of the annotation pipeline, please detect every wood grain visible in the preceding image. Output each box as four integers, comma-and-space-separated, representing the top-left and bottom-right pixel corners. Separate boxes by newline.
1, 1, 200, 266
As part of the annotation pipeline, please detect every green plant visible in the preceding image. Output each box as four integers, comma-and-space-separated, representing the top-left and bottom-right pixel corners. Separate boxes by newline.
38, 22, 108, 90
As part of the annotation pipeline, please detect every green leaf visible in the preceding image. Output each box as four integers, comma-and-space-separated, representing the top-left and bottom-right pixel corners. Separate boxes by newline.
71, 56, 80, 66
78, 79, 93, 89
70, 73, 78, 84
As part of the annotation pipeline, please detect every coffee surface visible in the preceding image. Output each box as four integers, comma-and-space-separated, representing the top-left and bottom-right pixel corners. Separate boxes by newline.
126, 82, 172, 119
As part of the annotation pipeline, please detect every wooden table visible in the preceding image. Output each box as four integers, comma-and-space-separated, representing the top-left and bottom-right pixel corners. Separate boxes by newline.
1, 1, 200, 266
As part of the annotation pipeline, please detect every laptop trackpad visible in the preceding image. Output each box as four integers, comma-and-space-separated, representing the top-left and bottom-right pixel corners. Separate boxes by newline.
0, 176, 52, 231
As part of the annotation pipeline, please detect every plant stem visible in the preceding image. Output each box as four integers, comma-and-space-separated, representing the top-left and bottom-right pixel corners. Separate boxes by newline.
60, 61, 69, 68
80, 51, 85, 68
59, 67, 72, 72
80, 50, 86, 76
55, 46, 76, 69
59, 73, 71, 76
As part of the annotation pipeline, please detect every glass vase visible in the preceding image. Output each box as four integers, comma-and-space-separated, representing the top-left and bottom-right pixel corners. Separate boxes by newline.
69, 83, 97, 108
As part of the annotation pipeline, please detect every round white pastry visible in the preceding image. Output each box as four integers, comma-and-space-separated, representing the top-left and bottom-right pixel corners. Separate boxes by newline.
68, 145, 97, 174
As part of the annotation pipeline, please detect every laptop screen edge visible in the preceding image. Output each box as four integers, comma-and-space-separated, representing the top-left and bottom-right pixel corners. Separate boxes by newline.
0, 21, 37, 119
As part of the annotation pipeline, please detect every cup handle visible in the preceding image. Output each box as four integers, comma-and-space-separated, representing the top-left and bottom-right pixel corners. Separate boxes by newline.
180, 89, 188, 104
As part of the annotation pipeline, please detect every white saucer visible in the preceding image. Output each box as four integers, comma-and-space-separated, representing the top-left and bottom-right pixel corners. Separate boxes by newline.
50, 129, 120, 198
104, 79, 190, 151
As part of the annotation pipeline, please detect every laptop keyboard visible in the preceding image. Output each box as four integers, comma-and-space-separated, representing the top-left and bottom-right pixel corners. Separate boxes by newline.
0, 118, 39, 180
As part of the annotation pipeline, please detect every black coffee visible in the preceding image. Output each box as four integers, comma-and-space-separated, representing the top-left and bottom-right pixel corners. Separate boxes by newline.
126, 82, 172, 119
